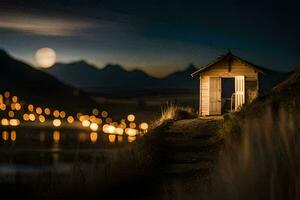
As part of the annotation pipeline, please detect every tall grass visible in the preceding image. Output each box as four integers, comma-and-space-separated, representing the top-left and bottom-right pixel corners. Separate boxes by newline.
158, 102, 195, 125
210, 106, 300, 200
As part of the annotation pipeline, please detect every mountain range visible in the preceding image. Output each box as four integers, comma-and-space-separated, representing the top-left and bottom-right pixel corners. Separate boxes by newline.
46, 59, 290, 95
45, 61, 198, 94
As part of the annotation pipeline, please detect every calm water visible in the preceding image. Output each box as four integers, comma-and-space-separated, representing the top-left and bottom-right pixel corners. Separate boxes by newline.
0, 128, 136, 185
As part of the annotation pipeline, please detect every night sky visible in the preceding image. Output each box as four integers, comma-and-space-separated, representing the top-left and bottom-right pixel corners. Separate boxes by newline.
0, 0, 299, 77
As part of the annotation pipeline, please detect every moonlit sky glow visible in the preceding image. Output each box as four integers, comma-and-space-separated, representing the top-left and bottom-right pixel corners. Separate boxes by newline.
0, 0, 299, 77
35, 48, 56, 68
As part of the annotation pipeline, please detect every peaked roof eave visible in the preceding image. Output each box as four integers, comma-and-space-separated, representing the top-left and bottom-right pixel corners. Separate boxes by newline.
191, 52, 265, 77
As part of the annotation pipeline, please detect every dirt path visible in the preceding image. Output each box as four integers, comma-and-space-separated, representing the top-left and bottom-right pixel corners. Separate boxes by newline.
157, 118, 223, 198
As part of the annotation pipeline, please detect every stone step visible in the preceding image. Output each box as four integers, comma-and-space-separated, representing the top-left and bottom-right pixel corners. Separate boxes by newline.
165, 136, 219, 146
163, 161, 213, 176
167, 152, 216, 164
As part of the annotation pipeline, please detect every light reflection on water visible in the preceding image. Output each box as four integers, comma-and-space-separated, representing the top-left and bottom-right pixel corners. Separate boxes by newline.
0, 128, 135, 183
0, 129, 131, 146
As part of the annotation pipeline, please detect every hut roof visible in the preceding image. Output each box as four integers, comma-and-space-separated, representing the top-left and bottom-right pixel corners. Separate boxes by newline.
191, 52, 266, 77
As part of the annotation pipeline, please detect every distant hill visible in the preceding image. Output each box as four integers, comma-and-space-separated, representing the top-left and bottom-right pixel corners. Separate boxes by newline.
46, 60, 289, 96
48, 61, 157, 90
45, 61, 198, 94
0, 49, 95, 111
161, 64, 198, 89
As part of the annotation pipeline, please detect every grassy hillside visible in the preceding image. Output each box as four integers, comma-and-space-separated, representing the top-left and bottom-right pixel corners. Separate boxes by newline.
213, 69, 300, 200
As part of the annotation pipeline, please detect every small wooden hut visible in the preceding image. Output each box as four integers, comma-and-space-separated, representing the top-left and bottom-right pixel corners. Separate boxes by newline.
191, 52, 265, 116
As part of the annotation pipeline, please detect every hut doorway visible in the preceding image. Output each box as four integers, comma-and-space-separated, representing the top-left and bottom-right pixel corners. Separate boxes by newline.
221, 78, 235, 113
209, 76, 245, 115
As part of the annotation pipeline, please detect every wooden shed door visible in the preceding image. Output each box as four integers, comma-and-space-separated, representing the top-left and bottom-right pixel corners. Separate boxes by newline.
209, 77, 221, 115
235, 76, 245, 110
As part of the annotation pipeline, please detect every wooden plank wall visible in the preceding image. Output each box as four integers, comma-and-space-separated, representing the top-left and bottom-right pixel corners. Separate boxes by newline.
200, 76, 209, 116
199, 58, 259, 116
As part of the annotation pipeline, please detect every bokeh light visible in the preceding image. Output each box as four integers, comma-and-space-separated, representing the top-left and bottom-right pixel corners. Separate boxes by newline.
10, 130, 16, 141
67, 116, 74, 123
90, 123, 98, 131
127, 114, 135, 122
53, 119, 61, 127
90, 132, 98, 143
53, 130, 60, 143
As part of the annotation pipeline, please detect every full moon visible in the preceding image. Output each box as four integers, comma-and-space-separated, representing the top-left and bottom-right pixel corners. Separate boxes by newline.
35, 47, 56, 68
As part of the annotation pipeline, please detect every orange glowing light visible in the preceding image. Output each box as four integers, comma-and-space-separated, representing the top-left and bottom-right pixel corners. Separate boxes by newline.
108, 134, 116, 143
101, 111, 108, 118
1, 118, 9, 126
53, 119, 61, 127
8, 111, 15, 118
90, 123, 99, 131
39, 115, 46, 123
107, 125, 115, 134
53, 110, 60, 118
115, 128, 124, 135
79, 115, 89, 122
9, 119, 20, 126
44, 108, 51, 115
29, 113, 36, 121
102, 124, 109, 133
127, 114, 135, 122
82, 120, 90, 127
0, 103, 6, 111
59, 111, 66, 118
11, 103, 16, 110
128, 136, 136, 143
90, 132, 98, 143
117, 135, 123, 143
125, 128, 137, 137
12, 96, 18, 103
23, 113, 30, 121
2, 131, 9, 141
95, 118, 102, 124
90, 115, 96, 122
139, 122, 149, 130
36, 107, 42, 114
119, 122, 126, 129
28, 104, 34, 112
10, 130, 16, 141
15, 103, 21, 110
129, 122, 136, 129
67, 116, 74, 123
53, 131, 60, 143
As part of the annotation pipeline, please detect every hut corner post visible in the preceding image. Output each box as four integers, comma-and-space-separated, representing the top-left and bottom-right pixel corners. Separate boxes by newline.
199, 76, 202, 117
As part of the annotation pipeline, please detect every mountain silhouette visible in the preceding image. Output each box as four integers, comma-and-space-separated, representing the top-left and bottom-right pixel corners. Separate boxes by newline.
162, 64, 198, 89
46, 61, 198, 94
0, 49, 95, 110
